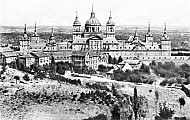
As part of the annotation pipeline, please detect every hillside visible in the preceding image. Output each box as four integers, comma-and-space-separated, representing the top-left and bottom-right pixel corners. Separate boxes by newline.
0, 66, 190, 119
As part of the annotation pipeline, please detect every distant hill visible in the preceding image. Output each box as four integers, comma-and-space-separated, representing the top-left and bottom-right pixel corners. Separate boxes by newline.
1, 25, 190, 34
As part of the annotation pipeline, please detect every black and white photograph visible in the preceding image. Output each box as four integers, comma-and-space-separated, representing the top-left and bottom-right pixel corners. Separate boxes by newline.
0, 0, 190, 119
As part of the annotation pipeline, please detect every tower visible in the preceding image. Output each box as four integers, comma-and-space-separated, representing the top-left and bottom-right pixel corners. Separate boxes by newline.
31, 22, 40, 43
145, 22, 153, 43
161, 23, 171, 58
73, 11, 81, 40
106, 11, 115, 38
49, 26, 55, 42
133, 27, 139, 42
19, 23, 30, 52
161, 23, 171, 50
23, 23, 27, 38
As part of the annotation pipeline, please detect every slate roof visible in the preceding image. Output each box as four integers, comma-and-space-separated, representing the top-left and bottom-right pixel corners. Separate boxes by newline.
71, 51, 87, 56
0, 47, 13, 53
1, 51, 18, 57
31, 52, 49, 58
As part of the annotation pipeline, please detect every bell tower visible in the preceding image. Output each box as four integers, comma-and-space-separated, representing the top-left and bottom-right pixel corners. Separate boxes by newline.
161, 23, 171, 50
73, 11, 81, 40
145, 22, 153, 43
31, 22, 40, 43
106, 11, 115, 38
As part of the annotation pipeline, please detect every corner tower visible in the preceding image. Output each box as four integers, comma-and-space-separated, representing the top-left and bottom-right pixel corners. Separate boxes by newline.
19, 23, 30, 52
161, 23, 171, 51
31, 22, 40, 43
145, 22, 153, 43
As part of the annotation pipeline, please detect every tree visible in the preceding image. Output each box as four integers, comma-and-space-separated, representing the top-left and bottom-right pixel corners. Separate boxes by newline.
133, 87, 139, 120
16, 58, 20, 70
179, 97, 185, 111
140, 63, 150, 74
14, 76, 20, 84
10, 61, 17, 69
23, 74, 30, 81
2, 60, 6, 72
57, 67, 65, 75
108, 55, 113, 64
113, 57, 118, 64
118, 56, 123, 63
159, 102, 175, 119
155, 90, 159, 114
50, 56, 56, 73
111, 84, 118, 97
111, 104, 120, 120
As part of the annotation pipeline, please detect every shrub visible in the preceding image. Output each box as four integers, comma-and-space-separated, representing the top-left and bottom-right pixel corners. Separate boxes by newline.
23, 74, 30, 81
160, 79, 168, 86
83, 114, 107, 120
159, 102, 175, 119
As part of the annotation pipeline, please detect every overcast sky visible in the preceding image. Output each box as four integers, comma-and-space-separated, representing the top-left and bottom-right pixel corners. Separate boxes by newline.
0, 0, 190, 27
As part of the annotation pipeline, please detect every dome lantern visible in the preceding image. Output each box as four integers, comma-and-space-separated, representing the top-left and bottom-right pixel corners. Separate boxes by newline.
106, 11, 115, 25
73, 11, 81, 25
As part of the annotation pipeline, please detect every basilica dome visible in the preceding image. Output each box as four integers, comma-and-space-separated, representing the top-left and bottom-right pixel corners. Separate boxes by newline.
85, 11, 101, 26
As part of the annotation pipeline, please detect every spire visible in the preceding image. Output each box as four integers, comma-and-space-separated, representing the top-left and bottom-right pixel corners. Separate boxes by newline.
76, 11, 78, 18
109, 11, 112, 20
49, 26, 55, 42
34, 22, 37, 33
24, 23, 27, 34
133, 27, 139, 41
90, 3, 95, 18
75, 11, 79, 21
147, 22, 151, 34
164, 23, 167, 34
92, 2, 94, 12
51, 26, 54, 37
23, 23, 27, 38
134, 27, 138, 37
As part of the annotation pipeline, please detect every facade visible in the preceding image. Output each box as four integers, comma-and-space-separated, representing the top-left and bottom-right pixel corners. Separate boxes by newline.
45, 51, 71, 63
71, 51, 108, 70
1, 52, 18, 64
72, 8, 118, 51
71, 6, 172, 65
30, 52, 50, 66
0, 47, 16, 64
30, 24, 72, 52
19, 54, 35, 67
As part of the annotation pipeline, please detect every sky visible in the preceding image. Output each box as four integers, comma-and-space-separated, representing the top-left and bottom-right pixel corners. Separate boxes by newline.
0, 0, 190, 27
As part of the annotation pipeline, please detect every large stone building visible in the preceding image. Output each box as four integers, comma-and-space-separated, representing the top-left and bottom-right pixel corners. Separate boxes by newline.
71, 6, 172, 65
15, 5, 190, 68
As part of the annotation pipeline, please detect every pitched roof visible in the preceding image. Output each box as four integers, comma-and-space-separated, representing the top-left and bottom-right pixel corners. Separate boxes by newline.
103, 37, 119, 45
119, 60, 141, 65
71, 51, 87, 56
0, 47, 13, 53
31, 52, 49, 58
1, 51, 18, 57
46, 51, 71, 57
72, 38, 87, 45
20, 54, 34, 58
